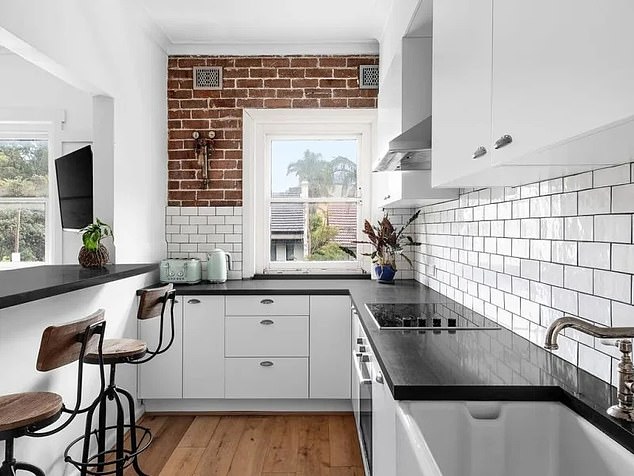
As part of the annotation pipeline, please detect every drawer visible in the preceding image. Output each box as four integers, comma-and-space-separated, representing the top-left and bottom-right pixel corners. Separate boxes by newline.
225, 295, 309, 316
225, 358, 308, 398
225, 316, 308, 357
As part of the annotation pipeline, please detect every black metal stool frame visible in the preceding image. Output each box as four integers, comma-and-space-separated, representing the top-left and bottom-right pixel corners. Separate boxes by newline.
67, 288, 176, 476
0, 319, 107, 476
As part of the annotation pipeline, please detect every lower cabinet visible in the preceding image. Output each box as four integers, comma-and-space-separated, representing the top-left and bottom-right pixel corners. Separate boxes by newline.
225, 358, 309, 398
137, 297, 183, 399
182, 295, 225, 398
372, 350, 397, 475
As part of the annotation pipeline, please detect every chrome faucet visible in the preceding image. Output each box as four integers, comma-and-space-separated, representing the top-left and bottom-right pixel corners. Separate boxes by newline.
544, 316, 634, 422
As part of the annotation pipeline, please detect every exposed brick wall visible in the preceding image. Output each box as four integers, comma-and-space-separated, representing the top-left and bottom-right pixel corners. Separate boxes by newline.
167, 55, 379, 206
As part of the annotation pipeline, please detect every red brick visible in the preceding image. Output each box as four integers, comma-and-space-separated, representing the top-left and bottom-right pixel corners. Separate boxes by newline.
169, 89, 192, 99
319, 57, 348, 68
264, 79, 291, 88
249, 89, 277, 98
224, 190, 242, 200
206, 58, 235, 68
221, 89, 249, 98
347, 78, 359, 88
181, 200, 199, 207
180, 99, 207, 108
168, 109, 191, 119
178, 57, 207, 68
264, 98, 293, 108
347, 57, 375, 67
292, 78, 319, 88
224, 169, 243, 179
250, 68, 278, 78
197, 190, 224, 200
181, 180, 205, 189
209, 119, 240, 129
223, 68, 249, 79
182, 119, 211, 129
223, 130, 242, 140
169, 69, 192, 79
292, 99, 319, 108
319, 79, 347, 88
168, 160, 181, 170
214, 140, 241, 149
191, 110, 212, 119
279, 68, 305, 78
168, 180, 180, 190
235, 58, 263, 67
180, 159, 200, 169
262, 57, 290, 68
224, 150, 242, 161
319, 98, 348, 108
290, 58, 318, 68
168, 58, 178, 68
333, 68, 357, 78
236, 79, 264, 88
169, 150, 190, 160
209, 98, 237, 108
170, 130, 195, 140
305, 68, 333, 78
223, 79, 236, 89
305, 89, 332, 98
170, 191, 196, 201
168, 99, 180, 109
276, 89, 304, 99
210, 160, 238, 169
236, 98, 264, 108
193, 89, 221, 99
333, 89, 360, 98
168, 120, 181, 129
168, 140, 185, 150
169, 170, 197, 179
348, 98, 377, 108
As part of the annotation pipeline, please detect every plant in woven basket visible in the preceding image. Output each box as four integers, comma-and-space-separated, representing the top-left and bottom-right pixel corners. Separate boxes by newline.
78, 218, 113, 268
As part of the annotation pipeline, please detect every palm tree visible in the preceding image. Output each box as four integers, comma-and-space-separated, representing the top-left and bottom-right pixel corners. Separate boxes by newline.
330, 155, 357, 197
286, 150, 332, 197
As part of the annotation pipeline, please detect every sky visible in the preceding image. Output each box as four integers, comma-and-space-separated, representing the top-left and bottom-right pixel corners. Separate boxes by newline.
271, 139, 358, 194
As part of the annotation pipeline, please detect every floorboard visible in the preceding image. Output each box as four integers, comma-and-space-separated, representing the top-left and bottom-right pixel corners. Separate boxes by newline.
127, 413, 363, 476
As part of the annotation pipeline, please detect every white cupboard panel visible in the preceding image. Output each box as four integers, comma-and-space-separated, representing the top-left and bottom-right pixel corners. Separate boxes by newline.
183, 296, 225, 398
225, 295, 309, 316
225, 357, 308, 398
138, 298, 183, 399
310, 296, 352, 399
225, 316, 309, 357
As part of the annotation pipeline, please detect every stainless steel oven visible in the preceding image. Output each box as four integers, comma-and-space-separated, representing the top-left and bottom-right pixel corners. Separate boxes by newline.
352, 307, 373, 475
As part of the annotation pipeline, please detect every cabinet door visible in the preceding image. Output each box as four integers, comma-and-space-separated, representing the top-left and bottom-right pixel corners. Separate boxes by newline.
310, 296, 352, 399
372, 361, 396, 476
183, 296, 225, 398
137, 298, 183, 399
431, 0, 493, 187
491, 0, 634, 166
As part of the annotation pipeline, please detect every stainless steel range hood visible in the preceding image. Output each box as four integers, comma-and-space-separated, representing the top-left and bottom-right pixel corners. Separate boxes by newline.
373, 116, 432, 171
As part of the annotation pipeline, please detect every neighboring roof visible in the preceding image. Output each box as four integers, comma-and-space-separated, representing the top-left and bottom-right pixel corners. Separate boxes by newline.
270, 202, 304, 235
327, 202, 357, 245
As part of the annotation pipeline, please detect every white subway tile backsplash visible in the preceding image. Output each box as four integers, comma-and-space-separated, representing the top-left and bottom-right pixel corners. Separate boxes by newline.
551, 192, 578, 217
540, 178, 563, 196
529, 196, 551, 217
612, 301, 634, 326
594, 215, 631, 243
563, 172, 592, 192
564, 266, 593, 293
564, 216, 593, 241
578, 187, 611, 215
512, 199, 530, 219
593, 164, 630, 187
540, 218, 563, 239
512, 239, 530, 258
540, 262, 564, 286
520, 259, 540, 281
611, 244, 634, 274
612, 183, 634, 213
530, 240, 551, 261
578, 242, 610, 270
594, 269, 631, 303
551, 287, 578, 314
530, 281, 551, 306
498, 202, 512, 219
520, 219, 540, 238
579, 345, 612, 383
578, 294, 611, 326
552, 241, 578, 265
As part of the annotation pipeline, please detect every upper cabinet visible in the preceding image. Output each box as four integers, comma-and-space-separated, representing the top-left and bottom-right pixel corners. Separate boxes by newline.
432, 0, 634, 187
490, 0, 634, 167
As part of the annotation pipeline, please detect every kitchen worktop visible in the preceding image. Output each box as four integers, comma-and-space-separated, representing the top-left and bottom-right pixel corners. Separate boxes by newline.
166, 278, 634, 452
0, 263, 158, 309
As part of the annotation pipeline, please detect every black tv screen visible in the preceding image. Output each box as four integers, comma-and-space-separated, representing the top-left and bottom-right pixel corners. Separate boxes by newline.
55, 145, 93, 230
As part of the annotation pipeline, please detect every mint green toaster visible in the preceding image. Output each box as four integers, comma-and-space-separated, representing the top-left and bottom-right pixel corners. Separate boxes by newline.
159, 258, 202, 284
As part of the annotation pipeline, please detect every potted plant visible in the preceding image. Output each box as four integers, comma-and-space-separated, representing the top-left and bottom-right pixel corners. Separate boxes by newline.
78, 218, 113, 268
355, 210, 421, 283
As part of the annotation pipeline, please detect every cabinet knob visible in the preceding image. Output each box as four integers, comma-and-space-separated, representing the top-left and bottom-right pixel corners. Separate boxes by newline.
376, 371, 384, 384
260, 298, 274, 305
472, 146, 487, 160
494, 134, 513, 150
187, 299, 201, 304
260, 319, 275, 325
259, 361, 274, 367
383, 194, 391, 200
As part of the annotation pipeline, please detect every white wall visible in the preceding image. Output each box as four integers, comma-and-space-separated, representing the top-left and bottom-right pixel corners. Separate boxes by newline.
0, 0, 169, 263
0, 271, 157, 474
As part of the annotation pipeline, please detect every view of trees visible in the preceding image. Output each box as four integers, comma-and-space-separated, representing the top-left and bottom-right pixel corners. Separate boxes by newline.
285, 149, 357, 262
0, 140, 48, 262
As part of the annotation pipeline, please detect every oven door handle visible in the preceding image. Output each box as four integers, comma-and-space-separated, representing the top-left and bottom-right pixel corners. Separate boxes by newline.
352, 351, 372, 385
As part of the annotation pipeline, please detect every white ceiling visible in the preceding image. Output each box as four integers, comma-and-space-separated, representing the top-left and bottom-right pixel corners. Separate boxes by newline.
138, 0, 393, 54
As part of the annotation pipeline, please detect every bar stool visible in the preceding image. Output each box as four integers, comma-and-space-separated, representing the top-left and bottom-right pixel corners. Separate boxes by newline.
67, 284, 176, 476
0, 310, 106, 476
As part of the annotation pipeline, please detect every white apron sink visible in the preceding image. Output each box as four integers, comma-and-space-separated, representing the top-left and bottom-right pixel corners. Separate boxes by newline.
396, 401, 634, 476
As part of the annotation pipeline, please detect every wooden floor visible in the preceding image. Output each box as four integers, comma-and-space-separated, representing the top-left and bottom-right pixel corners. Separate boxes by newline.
123, 413, 364, 476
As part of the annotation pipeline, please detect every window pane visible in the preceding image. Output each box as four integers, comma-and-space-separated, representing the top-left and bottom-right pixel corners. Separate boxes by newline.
0, 140, 48, 263
270, 202, 357, 262
271, 139, 358, 199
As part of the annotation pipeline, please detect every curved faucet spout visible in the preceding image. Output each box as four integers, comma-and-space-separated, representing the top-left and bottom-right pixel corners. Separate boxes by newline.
544, 316, 634, 350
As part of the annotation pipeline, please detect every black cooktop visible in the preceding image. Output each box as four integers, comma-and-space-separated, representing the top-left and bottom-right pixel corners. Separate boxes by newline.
365, 303, 501, 330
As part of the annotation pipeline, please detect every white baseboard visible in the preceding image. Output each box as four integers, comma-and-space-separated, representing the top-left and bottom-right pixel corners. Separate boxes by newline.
142, 398, 352, 413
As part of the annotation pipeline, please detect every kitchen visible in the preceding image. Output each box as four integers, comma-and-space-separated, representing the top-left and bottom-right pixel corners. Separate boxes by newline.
1, 0, 634, 475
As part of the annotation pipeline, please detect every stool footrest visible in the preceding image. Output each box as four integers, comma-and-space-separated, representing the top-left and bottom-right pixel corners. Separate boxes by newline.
64, 424, 152, 475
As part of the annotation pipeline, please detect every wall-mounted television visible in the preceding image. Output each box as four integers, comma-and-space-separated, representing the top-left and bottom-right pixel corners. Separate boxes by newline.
55, 145, 93, 230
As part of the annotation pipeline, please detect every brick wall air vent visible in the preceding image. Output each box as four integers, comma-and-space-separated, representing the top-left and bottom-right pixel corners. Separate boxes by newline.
193, 66, 223, 90
359, 65, 379, 90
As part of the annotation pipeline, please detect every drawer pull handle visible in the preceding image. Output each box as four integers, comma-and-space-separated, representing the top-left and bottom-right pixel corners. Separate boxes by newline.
187, 299, 201, 304
260, 319, 275, 325
260, 298, 274, 305
260, 361, 274, 367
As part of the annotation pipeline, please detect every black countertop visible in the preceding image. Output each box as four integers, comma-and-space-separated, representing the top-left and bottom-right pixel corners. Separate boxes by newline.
166, 278, 634, 452
0, 264, 158, 309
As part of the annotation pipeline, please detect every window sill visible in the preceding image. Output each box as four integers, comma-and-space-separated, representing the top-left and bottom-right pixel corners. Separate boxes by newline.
253, 272, 371, 280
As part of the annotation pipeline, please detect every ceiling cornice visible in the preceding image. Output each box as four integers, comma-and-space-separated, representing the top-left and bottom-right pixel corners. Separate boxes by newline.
167, 40, 379, 57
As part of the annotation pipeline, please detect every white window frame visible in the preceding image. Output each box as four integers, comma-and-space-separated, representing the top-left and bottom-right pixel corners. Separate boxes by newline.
242, 109, 377, 276
0, 109, 64, 267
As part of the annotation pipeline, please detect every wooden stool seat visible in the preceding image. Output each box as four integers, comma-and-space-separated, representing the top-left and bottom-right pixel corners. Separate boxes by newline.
0, 392, 63, 433
84, 338, 147, 365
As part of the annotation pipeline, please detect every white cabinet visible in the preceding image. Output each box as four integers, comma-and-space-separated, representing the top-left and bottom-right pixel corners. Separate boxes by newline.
376, 170, 459, 209
137, 297, 183, 399
225, 357, 309, 399
182, 296, 225, 398
373, 360, 397, 476
309, 295, 351, 399
226, 295, 309, 316
491, 0, 634, 167
225, 315, 309, 357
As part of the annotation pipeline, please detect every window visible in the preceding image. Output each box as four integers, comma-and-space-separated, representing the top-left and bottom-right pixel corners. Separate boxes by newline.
0, 135, 49, 267
243, 109, 376, 275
